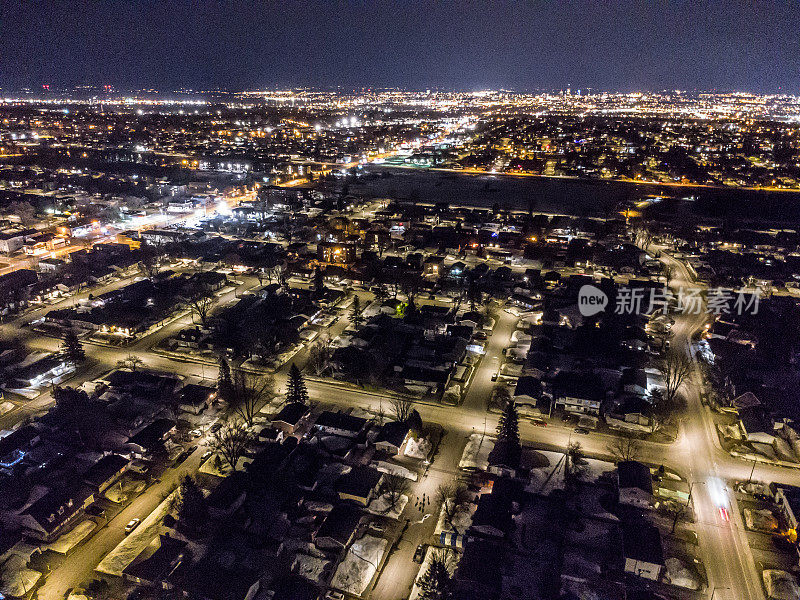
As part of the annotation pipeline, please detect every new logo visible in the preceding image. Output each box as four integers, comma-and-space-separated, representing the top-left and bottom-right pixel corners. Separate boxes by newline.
578, 285, 608, 317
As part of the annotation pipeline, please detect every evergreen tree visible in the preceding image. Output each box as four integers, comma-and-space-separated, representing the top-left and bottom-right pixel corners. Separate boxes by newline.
61, 329, 85, 365
416, 553, 454, 600
313, 266, 325, 293
174, 475, 208, 533
350, 295, 364, 327
496, 399, 520, 445
496, 399, 521, 457
286, 363, 309, 405
217, 355, 233, 403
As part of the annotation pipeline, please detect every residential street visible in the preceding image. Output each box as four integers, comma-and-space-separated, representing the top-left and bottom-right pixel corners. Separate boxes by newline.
0, 252, 795, 600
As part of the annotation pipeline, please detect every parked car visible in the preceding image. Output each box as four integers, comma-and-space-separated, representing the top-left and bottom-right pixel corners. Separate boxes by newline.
573, 427, 590, 435
325, 591, 344, 600
125, 518, 141, 534
209, 423, 222, 433
530, 418, 547, 427
413, 544, 427, 563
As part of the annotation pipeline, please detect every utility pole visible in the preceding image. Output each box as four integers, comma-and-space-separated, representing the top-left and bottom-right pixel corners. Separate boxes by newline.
746, 459, 757, 486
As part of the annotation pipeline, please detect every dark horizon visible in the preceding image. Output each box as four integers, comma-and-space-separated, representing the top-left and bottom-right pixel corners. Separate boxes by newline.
2, 0, 799, 94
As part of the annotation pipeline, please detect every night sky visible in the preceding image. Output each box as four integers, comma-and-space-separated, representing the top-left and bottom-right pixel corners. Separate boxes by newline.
2, 0, 799, 93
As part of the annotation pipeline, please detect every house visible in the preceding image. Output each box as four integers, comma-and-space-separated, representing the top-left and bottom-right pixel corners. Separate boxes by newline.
314, 411, 366, 438
622, 519, 664, 580
373, 421, 410, 455
620, 367, 648, 396
19, 482, 95, 541
605, 394, 655, 432
470, 491, 513, 538
335, 466, 383, 506
271, 402, 309, 435
83, 454, 129, 493
617, 461, 654, 509
770, 484, 800, 531
513, 376, 542, 404
177, 384, 215, 415
453, 540, 504, 599
551, 371, 605, 415
8, 354, 71, 389
487, 438, 522, 478
126, 419, 176, 458
206, 472, 248, 519
313, 503, 362, 551
737, 406, 776, 445
0, 425, 40, 473
123, 534, 187, 588
423, 256, 445, 279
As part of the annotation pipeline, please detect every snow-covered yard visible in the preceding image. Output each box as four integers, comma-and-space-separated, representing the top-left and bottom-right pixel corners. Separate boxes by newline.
404, 436, 432, 460
291, 552, 332, 585
367, 492, 409, 519
104, 477, 146, 503
458, 434, 495, 471
434, 499, 474, 535
47, 519, 97, 554
0, 555, 41, 598
330, 535, 387, 596
525, 450, 614, 495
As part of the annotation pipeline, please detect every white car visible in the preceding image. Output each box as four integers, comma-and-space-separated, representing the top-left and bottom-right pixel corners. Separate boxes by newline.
125, 518, 141, 534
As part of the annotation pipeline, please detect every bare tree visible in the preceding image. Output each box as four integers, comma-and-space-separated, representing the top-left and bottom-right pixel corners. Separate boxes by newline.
230, 369, 274, 428
138, 241, 165, 280
662, 263, 676, 288
308, 335, 334, 376
117, 354, 143, 372
379, 474, 411, 513
608, 434, 643, 463
436, 481, 471, 533
8, 200, 36, 226
565, 441, 587, 487
187, 291, 215, 326
389, 397, 414, 424
658, 350, 693, 404
209, 420, 253, 471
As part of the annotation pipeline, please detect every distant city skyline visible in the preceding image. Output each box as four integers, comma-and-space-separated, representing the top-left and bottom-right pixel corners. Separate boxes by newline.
2, 0, 799, 93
